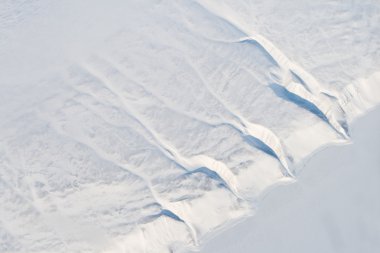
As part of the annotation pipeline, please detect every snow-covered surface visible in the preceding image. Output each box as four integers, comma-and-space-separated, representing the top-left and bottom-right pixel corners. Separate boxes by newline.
0, 1, 379, 252
197, 106, 380, 253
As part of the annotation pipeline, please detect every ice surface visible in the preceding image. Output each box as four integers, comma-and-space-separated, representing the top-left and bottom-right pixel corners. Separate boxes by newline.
0, 1, 379, 252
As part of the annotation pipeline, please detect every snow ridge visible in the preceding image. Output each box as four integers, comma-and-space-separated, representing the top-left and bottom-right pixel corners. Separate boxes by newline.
1, 1, 380, 253
196, 3, 350, 138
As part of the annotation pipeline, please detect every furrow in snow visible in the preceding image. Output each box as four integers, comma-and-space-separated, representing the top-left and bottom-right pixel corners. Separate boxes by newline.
184, 56, 292, 177
80, 59, 243, 198
240, 37, 349, 138
196, 1, 349, 139
36, 110, 199, 246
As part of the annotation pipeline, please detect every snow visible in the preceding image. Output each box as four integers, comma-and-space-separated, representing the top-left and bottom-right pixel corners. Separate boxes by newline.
0, 0, 379, 252
197, 106, 380, 253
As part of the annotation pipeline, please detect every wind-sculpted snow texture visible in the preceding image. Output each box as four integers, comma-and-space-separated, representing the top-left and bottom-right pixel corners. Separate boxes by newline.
1, 0, 380, 252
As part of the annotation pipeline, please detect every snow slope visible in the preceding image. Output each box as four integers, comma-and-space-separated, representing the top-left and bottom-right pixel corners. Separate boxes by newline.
198, 106, 380, 253
0, 1, 379, 252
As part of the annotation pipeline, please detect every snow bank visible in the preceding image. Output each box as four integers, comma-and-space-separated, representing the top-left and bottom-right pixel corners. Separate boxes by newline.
0, 0, 379, 252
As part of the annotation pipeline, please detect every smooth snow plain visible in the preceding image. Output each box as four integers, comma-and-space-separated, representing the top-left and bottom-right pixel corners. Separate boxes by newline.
0, 1, 380, 252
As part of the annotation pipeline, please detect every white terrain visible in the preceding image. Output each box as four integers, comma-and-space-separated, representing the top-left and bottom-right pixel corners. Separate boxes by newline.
0, 1, 379, 252
198, 106, 380, 253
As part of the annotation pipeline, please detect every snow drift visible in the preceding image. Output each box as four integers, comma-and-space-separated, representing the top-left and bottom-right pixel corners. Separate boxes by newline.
0, 0, 380, 252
